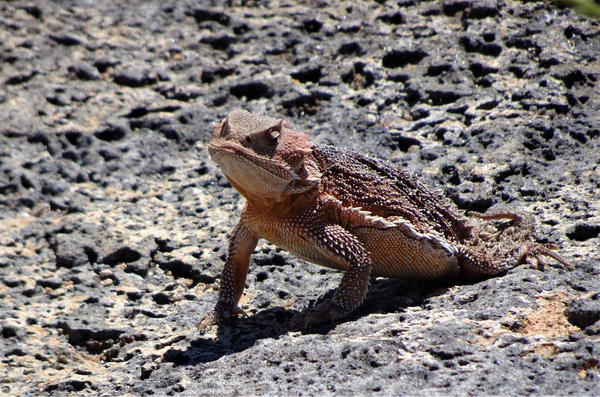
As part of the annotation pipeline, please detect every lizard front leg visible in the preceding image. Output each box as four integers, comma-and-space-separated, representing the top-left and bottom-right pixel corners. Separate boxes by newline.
290, 223, 372, 329
199, 215, 258, 329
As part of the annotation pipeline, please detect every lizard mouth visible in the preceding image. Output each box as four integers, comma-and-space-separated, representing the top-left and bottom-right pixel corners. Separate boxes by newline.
208, 140, 299, 181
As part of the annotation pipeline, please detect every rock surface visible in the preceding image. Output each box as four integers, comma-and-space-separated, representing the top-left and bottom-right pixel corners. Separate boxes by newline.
1, 0, 599, 395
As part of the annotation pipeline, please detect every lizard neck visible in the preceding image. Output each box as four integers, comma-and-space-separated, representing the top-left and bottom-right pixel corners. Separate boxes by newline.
244, 188, 318, 216
226, 175, 319, 216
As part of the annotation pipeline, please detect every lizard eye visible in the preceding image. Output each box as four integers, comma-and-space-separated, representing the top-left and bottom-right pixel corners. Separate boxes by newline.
265, 120, 284, 143
267, 129, 280, 142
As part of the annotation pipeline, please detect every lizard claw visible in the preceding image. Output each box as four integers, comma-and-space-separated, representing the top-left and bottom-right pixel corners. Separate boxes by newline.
522, 243, 574, 271
289, 300, 347, 330
198, 311, 219, 331
197, 305, 247, 331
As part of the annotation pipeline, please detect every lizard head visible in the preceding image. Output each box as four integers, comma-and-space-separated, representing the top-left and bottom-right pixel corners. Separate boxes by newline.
208, 109, 321, 203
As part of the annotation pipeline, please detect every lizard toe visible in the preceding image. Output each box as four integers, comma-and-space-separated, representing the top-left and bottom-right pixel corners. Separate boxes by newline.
198, 311, 218, 331
198, 305, 247, 331
289, 300, 347, 330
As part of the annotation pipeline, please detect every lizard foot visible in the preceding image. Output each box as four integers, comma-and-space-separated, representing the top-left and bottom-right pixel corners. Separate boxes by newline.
289, 300, 347, 330
198, 305, 247, 331
522, 243, 574, 271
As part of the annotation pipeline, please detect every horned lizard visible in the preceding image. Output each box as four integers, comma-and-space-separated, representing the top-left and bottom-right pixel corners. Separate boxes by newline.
201, 108, 571, 329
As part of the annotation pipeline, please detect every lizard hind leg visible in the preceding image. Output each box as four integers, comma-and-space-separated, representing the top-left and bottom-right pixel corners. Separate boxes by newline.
466, 210, 533, 240
467, 210, 524, 224
458, 210, 533, 278
470, 210, 573, 270
459, 210, 573, 278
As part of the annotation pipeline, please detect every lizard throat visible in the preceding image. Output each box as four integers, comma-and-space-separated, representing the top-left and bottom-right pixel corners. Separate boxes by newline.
209, 145, 301, 202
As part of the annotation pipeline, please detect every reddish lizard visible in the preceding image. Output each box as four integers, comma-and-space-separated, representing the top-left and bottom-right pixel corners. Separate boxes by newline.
201, 109, 571, 329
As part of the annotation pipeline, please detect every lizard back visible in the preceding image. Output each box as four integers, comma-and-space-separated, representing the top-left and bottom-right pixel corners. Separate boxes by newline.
313, 145, 470, 241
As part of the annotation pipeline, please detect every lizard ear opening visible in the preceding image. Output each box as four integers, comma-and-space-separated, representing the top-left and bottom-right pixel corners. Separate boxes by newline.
278, 131, 313, 157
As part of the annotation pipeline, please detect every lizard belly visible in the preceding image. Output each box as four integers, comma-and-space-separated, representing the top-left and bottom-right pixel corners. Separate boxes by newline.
251, 216, 346, 272
248, 211, 460, 278
355, 225, 460, 279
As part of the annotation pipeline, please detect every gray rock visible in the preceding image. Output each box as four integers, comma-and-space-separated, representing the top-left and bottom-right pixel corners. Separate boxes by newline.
0, 0, 598, 395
